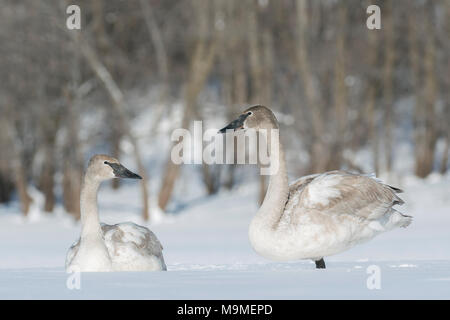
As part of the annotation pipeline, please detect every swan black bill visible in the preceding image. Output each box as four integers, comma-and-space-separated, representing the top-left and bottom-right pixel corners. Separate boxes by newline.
218, 113, 250, 133
106, 162, 142, 179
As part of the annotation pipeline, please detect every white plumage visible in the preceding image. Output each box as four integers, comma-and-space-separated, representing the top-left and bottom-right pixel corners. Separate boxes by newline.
65, 155, 166, 272
220, 106, 412, 268
66, 222, 166, 272
251, 171, 411, 262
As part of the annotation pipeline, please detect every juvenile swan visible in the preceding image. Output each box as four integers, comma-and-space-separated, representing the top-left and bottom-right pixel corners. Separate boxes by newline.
65, 155, 166, 272
219, 105, 412, 269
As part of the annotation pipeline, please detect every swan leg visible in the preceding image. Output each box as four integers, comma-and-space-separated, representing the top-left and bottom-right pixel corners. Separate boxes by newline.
315, 258, 326, 269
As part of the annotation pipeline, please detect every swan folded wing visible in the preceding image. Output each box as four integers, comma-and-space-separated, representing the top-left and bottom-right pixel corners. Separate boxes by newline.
291, 171, 404, 220
101, 222, 164, 258
289, 173, 321, 192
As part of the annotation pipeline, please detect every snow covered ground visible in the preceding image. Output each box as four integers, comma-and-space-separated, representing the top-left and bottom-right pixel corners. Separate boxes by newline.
0, 172, 449, 299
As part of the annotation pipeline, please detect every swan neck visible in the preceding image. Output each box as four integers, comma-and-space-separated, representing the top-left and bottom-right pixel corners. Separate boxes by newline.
257, 128, 289, 228
80, 174, 102, 239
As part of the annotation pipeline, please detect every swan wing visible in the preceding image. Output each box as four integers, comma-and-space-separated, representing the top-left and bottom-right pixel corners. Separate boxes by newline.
101, 222, 166, 271
102, 222, 164, 258
287, 171, 404, 221
288, 173, 322, 193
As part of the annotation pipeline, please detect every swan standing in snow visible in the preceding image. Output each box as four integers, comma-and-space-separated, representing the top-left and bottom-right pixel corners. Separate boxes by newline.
219, 105, 412, 269
66, 155, 166, 272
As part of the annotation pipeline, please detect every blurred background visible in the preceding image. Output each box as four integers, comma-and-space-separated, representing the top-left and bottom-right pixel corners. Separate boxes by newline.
0, 0, 448, 222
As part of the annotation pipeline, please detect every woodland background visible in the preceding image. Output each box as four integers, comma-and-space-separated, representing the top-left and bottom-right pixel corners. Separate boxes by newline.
0, 0, 448, 221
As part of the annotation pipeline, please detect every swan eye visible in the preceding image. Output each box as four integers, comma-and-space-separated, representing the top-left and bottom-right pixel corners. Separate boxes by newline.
104, 161, 108, 165
247, 112, 252, 116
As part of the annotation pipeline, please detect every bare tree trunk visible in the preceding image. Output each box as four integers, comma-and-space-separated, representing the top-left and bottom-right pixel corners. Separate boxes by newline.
62, 86, 84, 220
365, 25, 380, 175
408, 7, 423, 176
441, 134, 450, 174
418, 10, 438, 177
248, 0, 263, 105
1, 107, 33, 216
332, 3, 348, 169
139, 0, 171, 134
201, 162, 221, 195
439, 3, 450, 174
158, 44, 217, 209
139, 0, 169, 92
233, 50, 248, 107
40, 146, 56, 212
158, 2, 217, 211
14, 164, 32, 216
38, 110, 60, 213
0, 124, 13, 203
411, 4, 438, 178
0, 172, 14, 204
294, 0, 327, 173
382, 0, 395, 174
63, 166, 81, 219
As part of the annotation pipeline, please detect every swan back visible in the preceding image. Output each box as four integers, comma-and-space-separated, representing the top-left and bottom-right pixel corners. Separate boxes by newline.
286, 171, 405, 222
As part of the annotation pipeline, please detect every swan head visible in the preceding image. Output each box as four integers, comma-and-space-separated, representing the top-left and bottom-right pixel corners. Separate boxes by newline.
218, 105, 278, 134
86, 154, 142, 182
